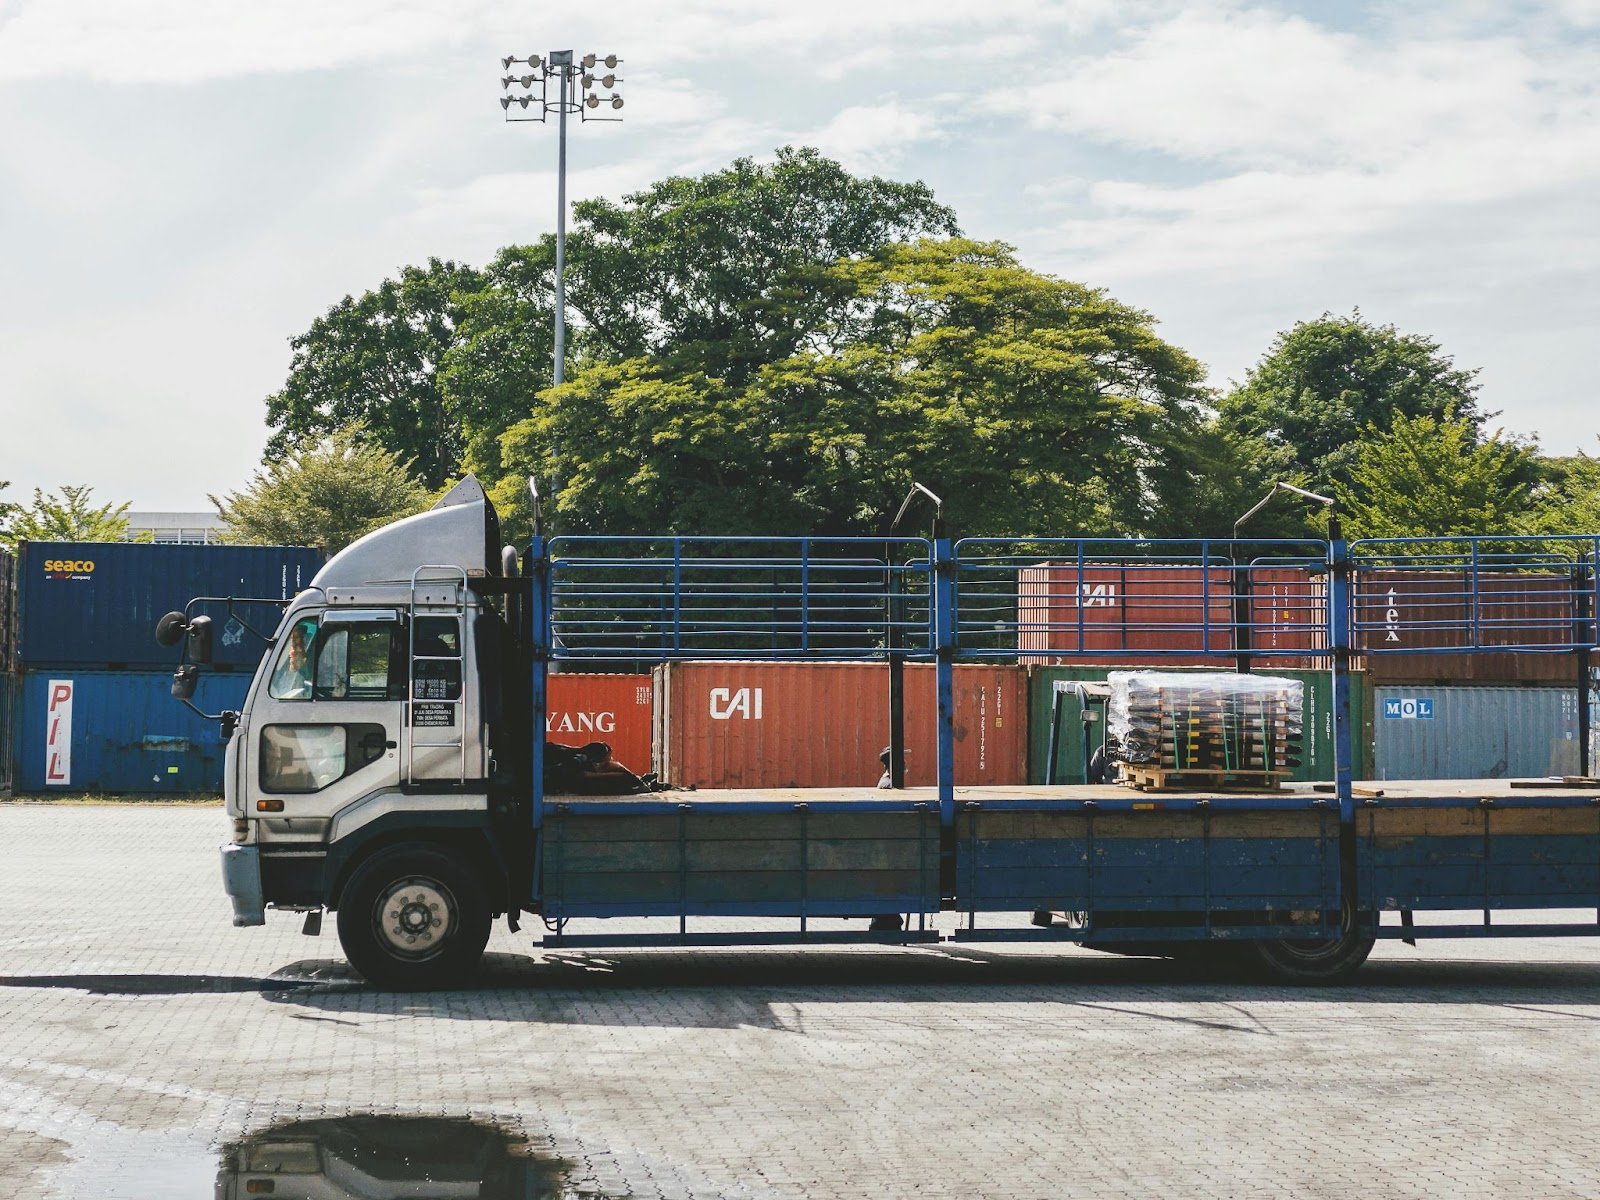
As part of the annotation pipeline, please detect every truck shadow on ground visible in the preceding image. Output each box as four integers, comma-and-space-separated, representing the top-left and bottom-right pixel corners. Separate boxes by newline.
250, 947, 1600, 1030
6, 950, 1599, 1030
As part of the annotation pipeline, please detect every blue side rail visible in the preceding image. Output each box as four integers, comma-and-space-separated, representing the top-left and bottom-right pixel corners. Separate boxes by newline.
524, 532, 1600, 944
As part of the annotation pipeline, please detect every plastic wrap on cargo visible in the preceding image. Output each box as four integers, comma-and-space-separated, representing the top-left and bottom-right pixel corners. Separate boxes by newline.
1106, 671, 1304, 776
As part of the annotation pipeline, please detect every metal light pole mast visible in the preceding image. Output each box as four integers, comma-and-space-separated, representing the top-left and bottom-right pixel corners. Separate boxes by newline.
500, 50, 624, 391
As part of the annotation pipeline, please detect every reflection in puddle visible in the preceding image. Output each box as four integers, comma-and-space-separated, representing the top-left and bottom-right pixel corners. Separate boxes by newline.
218, 1116, 624, 1198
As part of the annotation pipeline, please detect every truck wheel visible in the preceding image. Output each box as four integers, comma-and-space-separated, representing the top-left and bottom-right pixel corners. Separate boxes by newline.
336, 844, 491, 990
1249, 900, 1374, 985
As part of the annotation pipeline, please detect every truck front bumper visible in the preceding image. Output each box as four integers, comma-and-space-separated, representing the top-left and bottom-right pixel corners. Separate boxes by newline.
220, 843, 266, 927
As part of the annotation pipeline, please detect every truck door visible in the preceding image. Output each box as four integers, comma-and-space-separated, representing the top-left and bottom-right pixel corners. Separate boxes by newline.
247, 610, 406, 820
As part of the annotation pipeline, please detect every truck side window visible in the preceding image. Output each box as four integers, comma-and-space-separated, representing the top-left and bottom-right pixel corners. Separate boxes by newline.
314, 625, 405, 701
412, 616, 462, 701
268, 618, 318, 700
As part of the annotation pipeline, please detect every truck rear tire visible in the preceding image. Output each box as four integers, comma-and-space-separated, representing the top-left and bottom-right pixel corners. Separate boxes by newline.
1249, 901, 1374, 985
336, 843, 491, 990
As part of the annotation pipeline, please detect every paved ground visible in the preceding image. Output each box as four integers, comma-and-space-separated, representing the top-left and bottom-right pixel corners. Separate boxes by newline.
4, 804, 1600, 1199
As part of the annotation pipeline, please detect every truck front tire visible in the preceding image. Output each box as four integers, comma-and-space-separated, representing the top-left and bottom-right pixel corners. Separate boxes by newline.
336, 843, 492, 990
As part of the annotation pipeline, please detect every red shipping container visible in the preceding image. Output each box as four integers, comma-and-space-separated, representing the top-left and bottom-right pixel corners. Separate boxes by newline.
653, 662, 1027, 789
546, 673, 654, 774
1018, 563, 1322, 667
1354, 569, 1582, 684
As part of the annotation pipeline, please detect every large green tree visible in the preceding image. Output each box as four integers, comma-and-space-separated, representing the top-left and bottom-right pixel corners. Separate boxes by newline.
0, 485, 132, 549
1219, 312, 1485, 489
1340, 412, 1538, 539
213, 425, 429, 552
495, 239, 1208, 537
265, 258, 484, 490
441, 147, 961, 488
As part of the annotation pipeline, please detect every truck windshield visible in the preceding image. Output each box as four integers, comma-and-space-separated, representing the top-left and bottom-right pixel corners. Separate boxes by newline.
269, 618, 318, 700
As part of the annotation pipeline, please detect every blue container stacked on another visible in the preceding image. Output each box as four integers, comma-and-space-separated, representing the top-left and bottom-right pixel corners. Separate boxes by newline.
8, 541, 324, 794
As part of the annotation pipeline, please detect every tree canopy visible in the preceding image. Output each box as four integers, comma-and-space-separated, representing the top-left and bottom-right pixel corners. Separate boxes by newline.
0, 485, 133, 549
1340, 413, 1538, 539
1219, 312, 1485, 489
253, 150, 1580, 547
494, 238, 1208, 537
265, 258, 484, 490
213, 425, 429, 552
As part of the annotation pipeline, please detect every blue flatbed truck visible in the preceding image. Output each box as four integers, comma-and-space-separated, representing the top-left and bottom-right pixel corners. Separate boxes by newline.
167, 478, 1600, 988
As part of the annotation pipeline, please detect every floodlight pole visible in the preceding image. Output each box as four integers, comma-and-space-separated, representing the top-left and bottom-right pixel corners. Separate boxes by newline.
499, 49, 625, 395
553, 61, 569, 387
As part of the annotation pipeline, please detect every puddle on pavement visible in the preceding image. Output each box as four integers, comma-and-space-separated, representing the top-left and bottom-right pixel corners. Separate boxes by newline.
215, 1116, 624, 1199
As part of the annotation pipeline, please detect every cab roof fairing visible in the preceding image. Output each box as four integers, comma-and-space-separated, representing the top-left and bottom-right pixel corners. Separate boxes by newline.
309, 477, 502, 590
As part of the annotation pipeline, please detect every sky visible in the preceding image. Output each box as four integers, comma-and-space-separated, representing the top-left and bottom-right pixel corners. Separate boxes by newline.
1, 0, 1596, 511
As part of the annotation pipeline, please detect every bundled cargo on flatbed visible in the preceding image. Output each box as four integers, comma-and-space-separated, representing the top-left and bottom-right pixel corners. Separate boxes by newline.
1106, 670, 1304, 789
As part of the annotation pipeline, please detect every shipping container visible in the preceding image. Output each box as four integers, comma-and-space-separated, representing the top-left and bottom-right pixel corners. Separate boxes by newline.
1017, 562, 1324, 667
1373, 685, 1580, 780
13, 669, 250, 793
1028, 665, 1369, 785
14, 541, 323, 670
653, 661, 1027, 789
546, 672, 653, 775
1355, 569, 1583, 684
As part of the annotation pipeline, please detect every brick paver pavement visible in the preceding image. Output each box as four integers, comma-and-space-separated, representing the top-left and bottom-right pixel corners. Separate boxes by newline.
3, 804, 1600, 1198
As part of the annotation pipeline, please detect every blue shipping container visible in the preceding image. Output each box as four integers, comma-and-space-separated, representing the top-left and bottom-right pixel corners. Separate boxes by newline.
14, 669, 250, 793
15, 541, 323, 669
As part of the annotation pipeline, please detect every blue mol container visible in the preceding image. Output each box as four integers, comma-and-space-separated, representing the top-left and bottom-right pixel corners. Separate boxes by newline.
14, 542, 322, 670
14, 669, 251, 793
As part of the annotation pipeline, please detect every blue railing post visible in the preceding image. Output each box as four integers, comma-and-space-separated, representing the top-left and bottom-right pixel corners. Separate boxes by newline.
1328, 533, 1355, 822
530, 534, 551, 832
934, 536, 957, 828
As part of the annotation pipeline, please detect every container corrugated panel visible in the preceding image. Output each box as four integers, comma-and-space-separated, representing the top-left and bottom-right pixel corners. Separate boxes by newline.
13, 669, 250, 793
0, 672, 16, 791
1017, 563, 1323, 668
547, 673, 653, 775
15, 541, 323, 670
1028, 666, 1368, 785
0, 548, 16, 672
1356, 569, 1580, 684
655, 662, 1027, 789
1373, 685, 1579, 780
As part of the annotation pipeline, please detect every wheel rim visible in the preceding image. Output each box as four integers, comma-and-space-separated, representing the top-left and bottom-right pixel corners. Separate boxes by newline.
1271, 899, 1358, 964
373, 876, 457, 960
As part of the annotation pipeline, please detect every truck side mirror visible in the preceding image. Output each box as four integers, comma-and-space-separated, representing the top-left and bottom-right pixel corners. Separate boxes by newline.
155, 611, 189, 647
173, 664, 199, 700
187, 615, 214, 664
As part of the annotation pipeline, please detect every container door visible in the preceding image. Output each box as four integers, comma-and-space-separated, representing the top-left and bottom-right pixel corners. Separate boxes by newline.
247, 613, 405, 817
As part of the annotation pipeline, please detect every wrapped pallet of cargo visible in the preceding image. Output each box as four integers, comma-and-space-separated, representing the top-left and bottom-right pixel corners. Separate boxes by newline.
1106, 670, 1304, 791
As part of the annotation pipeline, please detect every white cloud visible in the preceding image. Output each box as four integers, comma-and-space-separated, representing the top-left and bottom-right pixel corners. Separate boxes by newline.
0, 0, 1124, 85
0, 0, 495, 83
989, 6, 1600, 282
803, 100, 942, 173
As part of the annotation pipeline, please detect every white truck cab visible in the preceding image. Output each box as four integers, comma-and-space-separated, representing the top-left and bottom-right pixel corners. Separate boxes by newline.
196, 477, 529, 987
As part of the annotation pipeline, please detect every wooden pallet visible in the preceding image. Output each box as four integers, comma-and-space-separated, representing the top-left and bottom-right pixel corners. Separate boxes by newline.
1119, 765, 1292, 793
